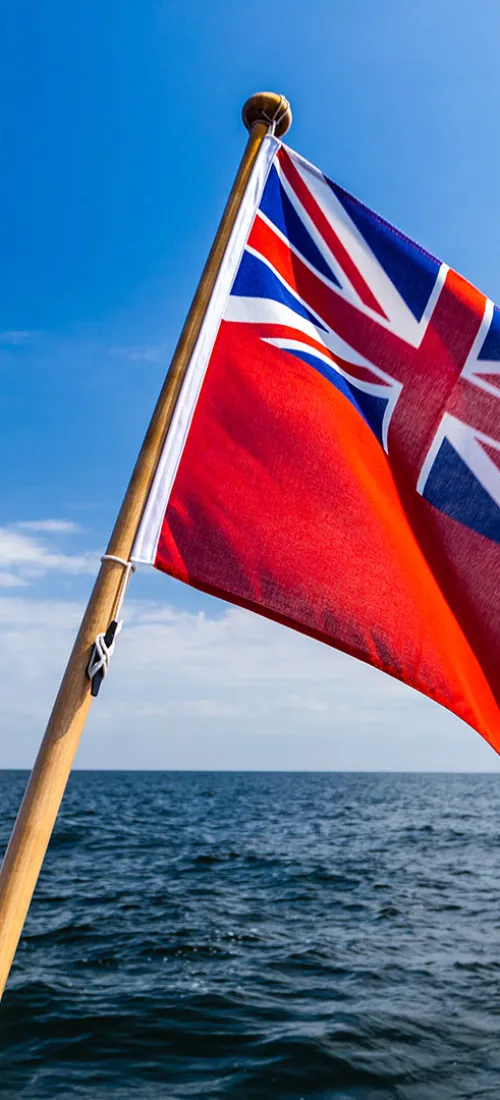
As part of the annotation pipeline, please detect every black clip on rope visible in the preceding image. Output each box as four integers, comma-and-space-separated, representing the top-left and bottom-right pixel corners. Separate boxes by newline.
87, 556, 135, 698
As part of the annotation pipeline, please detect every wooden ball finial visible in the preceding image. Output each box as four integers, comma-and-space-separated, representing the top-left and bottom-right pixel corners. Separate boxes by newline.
242, 92, 292, 139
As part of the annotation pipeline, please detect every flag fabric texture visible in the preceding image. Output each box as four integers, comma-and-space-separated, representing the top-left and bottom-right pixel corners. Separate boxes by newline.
133, 135, 500, 752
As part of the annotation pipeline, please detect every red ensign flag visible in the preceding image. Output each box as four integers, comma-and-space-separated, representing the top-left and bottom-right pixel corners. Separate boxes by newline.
133, 136, 500, 752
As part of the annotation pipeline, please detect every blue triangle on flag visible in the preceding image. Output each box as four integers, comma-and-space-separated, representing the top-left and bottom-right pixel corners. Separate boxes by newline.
230, 250, 327, 331
327, 180, 440, 322
349, 385, 388, 448
259, 166, 341, 288
423, 436, 500, 543
478, 304, 500, 361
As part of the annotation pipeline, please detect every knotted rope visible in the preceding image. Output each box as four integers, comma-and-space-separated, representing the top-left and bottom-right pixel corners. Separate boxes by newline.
87, 555, 135, 697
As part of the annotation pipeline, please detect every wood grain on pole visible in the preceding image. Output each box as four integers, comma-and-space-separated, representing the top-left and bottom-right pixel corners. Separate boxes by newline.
0, 93, 292, 999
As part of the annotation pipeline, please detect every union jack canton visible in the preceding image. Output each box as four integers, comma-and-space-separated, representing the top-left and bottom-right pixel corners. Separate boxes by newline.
226, 145, 500, 544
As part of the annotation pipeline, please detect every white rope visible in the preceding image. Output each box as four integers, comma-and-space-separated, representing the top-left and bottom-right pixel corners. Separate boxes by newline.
262, 95, 287, 136
87, 555, 136, 691
102, 554, 135, 621
86, 621, 122, 685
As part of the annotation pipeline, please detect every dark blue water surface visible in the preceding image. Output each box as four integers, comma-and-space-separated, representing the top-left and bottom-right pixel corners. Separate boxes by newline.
1, 771, 500, 1099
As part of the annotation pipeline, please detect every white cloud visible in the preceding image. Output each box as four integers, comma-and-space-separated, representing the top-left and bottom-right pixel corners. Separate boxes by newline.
0, 594, 496, 772
136, 699, 251, 718
0, 330, 30, 346
16, 520, 81, 534
0, 525, 97, 587
109, 344, 167, 363
0, 571, 27, 588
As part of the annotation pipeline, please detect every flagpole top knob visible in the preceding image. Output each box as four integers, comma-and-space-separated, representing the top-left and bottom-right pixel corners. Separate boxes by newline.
242, 92, 292, 139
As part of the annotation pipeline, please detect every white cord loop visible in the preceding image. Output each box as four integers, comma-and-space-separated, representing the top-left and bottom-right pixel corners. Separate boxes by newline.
102, 555, 135, 620
261, 95, 287, 136
87, 555, 136, 697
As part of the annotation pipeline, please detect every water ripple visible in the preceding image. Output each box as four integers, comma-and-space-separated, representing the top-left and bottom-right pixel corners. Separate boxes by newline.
1, 770, 500, 1097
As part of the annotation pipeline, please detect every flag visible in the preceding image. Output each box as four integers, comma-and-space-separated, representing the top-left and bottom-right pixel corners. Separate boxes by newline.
132, 135, 500, 752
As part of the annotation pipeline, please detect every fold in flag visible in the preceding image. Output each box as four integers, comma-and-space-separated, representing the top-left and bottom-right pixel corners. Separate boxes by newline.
133, 135, 500, 752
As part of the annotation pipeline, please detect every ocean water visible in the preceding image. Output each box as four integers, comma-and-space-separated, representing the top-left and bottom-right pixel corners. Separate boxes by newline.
1, 771, 500, 1099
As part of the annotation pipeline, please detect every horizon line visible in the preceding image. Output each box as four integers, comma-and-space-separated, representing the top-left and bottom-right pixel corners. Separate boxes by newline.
1, 767, 500, 776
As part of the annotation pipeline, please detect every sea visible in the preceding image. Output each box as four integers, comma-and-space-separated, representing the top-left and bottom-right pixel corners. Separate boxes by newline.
1, 770, 500, 1099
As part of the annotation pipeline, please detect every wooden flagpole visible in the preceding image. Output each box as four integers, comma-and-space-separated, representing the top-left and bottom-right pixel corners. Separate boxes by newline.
0, 92, 292, 999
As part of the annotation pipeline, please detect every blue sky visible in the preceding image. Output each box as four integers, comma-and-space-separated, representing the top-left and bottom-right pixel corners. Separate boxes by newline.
1, 0, 500, 770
